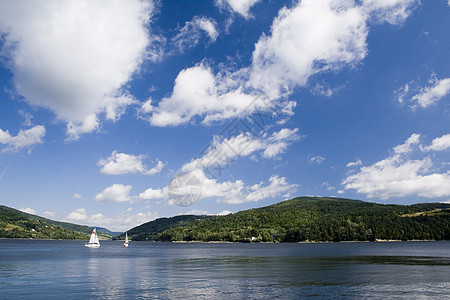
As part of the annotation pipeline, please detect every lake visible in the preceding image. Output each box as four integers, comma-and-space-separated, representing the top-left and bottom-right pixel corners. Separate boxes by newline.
1, 240, 449, 299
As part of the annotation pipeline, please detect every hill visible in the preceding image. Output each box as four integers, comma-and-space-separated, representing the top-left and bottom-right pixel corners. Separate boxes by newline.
154, 197, 450, 242
0, 205, 112, 240
115, 215, 212, 241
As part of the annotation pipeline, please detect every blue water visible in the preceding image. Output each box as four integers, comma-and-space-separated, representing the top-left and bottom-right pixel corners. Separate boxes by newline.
1, 240, 449, 299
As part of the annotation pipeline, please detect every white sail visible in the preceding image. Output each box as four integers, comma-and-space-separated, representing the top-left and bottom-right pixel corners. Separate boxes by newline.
123, 232, 129, 247
85, 228, 100, 248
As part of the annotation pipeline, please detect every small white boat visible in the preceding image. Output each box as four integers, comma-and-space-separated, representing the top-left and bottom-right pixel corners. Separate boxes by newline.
84, 228, 100, 248
123, 232, 129, 247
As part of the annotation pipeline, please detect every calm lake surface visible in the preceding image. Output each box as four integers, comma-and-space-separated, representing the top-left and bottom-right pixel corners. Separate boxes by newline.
1, 240, 449, 299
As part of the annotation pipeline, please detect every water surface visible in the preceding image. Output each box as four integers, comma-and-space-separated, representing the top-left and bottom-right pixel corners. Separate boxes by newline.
1, 240, 449, 299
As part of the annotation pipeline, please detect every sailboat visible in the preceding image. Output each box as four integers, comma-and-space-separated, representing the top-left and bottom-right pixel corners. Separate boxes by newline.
123, 232, 129, 247
84, 228, 100, 248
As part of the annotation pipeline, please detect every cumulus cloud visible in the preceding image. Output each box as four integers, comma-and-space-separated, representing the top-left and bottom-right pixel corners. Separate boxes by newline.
244, 175, 298, 203
148, 0, 416, 127
94, 184, 133, 203
97, 151, 165, 175
397, 75, 450, 109
42, 211, 56, 218
145, 63, 269, 126
0, 125, 45, 152
172, 16, 218, 52
0, 0, 155, 139
181, 128, 300, 173
215, 0, 261, 18
343, 133, 450, 199
410, 77, 450, 108
67, 208, 88, 221
138, 187, 166, 200
66, 207, 158, 231
139, 168, 297, 205
20, 207, 36, 215
422, 134, 450, 152
250, 0, 368, 99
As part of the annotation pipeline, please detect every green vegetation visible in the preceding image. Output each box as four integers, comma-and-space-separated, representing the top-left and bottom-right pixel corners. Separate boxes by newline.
115, 215, 211, 241
153, 197, 450, 242
0, 205, 111, 240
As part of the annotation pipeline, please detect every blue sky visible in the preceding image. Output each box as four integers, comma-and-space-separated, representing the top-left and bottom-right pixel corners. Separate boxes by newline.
0, 0, 449, 231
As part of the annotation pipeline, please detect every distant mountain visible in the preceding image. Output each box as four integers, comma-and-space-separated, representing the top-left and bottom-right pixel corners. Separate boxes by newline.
96, 227, 121, 237
0, 205, 112, 240
115, 215, 212, 241
153, 197, 450, 242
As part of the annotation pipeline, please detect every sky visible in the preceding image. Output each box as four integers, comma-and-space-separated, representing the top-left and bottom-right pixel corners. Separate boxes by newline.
0, 0, 449, 232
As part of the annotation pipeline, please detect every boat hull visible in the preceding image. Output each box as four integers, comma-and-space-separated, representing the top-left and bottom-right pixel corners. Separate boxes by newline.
84, 243, 100, 248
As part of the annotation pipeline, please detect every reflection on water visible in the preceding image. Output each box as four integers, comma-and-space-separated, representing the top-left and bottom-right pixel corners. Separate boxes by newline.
1, 240, 449, 298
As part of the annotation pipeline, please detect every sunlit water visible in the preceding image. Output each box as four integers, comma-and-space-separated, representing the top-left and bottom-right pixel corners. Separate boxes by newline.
1, 240, 449, 299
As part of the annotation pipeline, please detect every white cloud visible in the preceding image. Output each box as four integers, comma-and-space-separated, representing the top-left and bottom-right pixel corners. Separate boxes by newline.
172, 16, 218, 52
145, 159, 166, 175
346, 158, 362, 167
397, 75, 450, 109
67, 208, 88, 221
0, 125, 46, 152
181, 128, 300, 173
20, 207, 36, 215
262, 128, 301, 159
97, 151, 165, 175
216, 210, 232, 216
149, 1, 415, 128
410, 77, 450, 108
393, 133, 420, 154
250, 0, 368, 99
244, 175, 299, 203
362, 0, 418, 25
74, 193, 82, 199
309, 155, 326, 164
343, 133, 450, 199
146, 63, 268, 127
215, 0, 261, 18
66, 207, 158, 231
0, 0, 155, 139
140, 168, 297, 206
94, 184, 133, 203
42, 211, 56, 218
422, 134, 450, 152
65, 114, 99, 142
138, 187, 166, 200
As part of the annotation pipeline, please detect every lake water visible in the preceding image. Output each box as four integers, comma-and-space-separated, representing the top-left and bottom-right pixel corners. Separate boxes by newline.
0, 240, 449, 299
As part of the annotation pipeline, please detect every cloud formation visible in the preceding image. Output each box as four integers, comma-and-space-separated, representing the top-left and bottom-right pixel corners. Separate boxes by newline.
94, 184, 133, 203
0, 125, 45, 152
397, 75, 450, 109
215, 0, 261, 18
0, 0, 155, 139
66, 207, 158, 231
147, 0, 416, 127
97, 151, 165, 175
138, 168, 298, 205
172, 16, 218, 52
343, 133, 450, 199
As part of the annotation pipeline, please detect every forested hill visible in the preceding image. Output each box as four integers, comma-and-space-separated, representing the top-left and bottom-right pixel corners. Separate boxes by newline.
154, 197, 450, 242
0, 205, 111, 239
115, 215, 211, 241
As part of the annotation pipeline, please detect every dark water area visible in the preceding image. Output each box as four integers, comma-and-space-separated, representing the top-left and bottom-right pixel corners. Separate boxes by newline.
1, 240, 449, 299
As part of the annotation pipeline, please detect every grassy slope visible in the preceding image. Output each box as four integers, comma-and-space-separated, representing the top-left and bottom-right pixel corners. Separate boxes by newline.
0, 205, 112, 240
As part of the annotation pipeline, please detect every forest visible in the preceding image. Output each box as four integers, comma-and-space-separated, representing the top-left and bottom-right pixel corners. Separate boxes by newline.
153, 197, 450, 242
